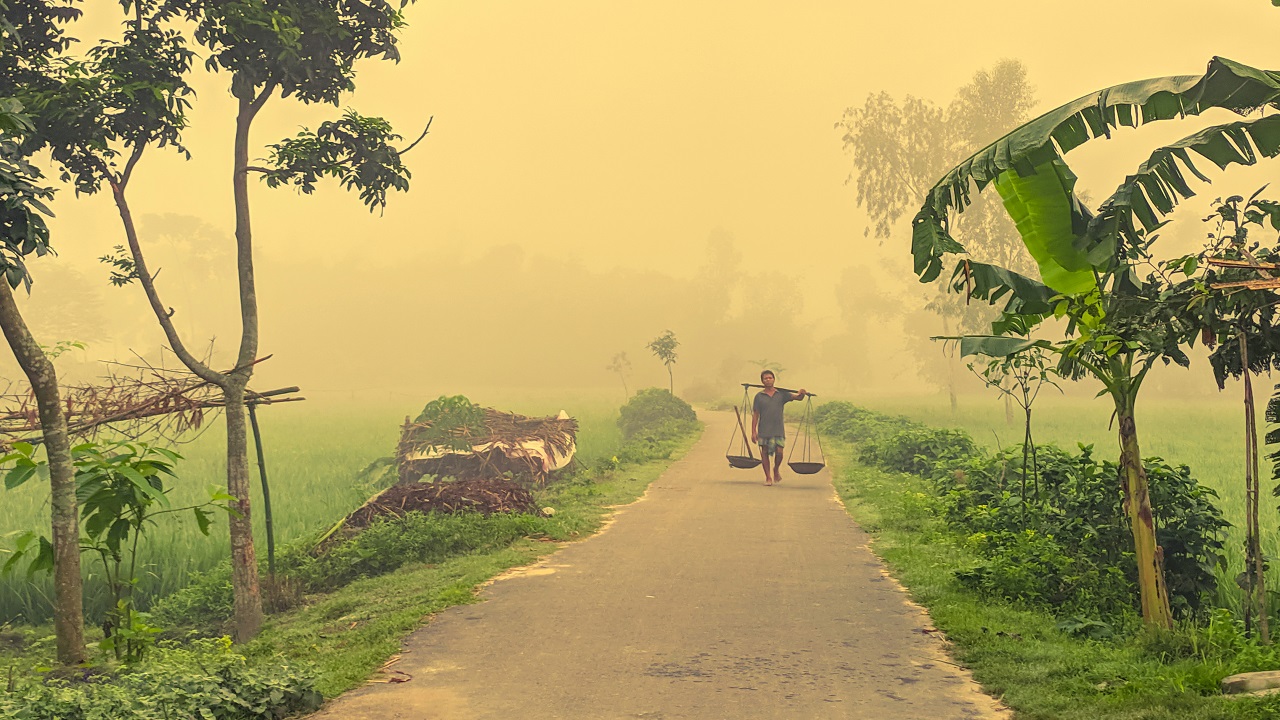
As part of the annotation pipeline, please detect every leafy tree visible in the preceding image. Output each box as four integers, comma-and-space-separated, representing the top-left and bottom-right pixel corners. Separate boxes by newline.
907, 55, 1280, 628
606, 351, 631, 399
837, 60, 1037, 409
647, 330, 679, 395
0, 0, 87, 665
33, 0, 420, 642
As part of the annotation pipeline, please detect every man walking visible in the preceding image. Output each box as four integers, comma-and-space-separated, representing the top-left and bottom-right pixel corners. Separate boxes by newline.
750, 370, 807, 486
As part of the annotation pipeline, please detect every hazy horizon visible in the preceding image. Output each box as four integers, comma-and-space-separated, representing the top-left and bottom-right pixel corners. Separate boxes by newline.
10, 0, 1280, 409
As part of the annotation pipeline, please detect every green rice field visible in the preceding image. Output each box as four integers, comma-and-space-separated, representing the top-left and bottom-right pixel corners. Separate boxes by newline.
0, 389, 626, 624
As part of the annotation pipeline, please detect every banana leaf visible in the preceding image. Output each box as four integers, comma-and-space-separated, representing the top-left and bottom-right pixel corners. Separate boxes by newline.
1085, 113, 1280, 254
954, 335, 1053, 359
911, 56, 1280, 287
993, 160, 1097, 294
948, 260, 1058, 315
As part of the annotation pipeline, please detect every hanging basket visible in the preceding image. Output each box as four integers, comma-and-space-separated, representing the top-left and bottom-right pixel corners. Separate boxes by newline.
787, 461, 824, 475
725, 399, 761, 470
786, 395, 826, 474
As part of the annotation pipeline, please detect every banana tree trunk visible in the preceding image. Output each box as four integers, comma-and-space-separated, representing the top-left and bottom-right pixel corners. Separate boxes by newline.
0, 283, 86, 664
1115, 396, 1174, 629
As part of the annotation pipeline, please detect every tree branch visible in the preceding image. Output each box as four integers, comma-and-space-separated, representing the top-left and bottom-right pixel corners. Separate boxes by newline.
249, 81, 277, 120
119, 144, 145, 190
398, 116, 433, 155
109, 185, 223, 386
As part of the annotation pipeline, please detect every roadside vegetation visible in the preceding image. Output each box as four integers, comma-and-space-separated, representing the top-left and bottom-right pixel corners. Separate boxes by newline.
820, 400, 1280, 718
0, 390, 702, 718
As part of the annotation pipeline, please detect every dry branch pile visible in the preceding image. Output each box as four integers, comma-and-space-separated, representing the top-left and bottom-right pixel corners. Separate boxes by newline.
395, 406, 578, 485
314, 477, 544, 552
0, 357, 300, 446
347, 477, 542, 527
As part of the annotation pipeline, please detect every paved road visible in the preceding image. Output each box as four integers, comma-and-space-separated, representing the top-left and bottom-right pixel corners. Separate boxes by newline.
312, 411, 1008, 720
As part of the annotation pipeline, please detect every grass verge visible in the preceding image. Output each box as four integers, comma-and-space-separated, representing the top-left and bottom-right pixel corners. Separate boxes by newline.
828, 441, 1280, 720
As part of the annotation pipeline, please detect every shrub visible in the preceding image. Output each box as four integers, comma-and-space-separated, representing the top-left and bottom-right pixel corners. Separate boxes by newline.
0, 637, 321, 720
616, 388, 697, 441
814, 401, 909, 443
860, 426, 978, 475
290, 511, 548, 590
934, 443, 1227, 620
614, 388, 699, 463
818, 402, 1229, 622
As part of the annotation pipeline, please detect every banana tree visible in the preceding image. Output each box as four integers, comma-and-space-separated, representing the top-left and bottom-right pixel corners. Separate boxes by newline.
906, 56, 1280, 628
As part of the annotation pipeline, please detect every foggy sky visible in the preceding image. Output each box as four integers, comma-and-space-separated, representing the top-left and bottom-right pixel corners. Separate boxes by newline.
17, 0, 1280, 399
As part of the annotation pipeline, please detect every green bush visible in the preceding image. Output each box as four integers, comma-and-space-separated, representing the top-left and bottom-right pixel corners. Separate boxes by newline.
814, 401, 908, 443
616, 388, 697, 441
818, 402, 1228, 623
614, 388, 699, 463
860, 426, 978, 475
149, 567, 233, 632
290, 511, 548, 590
934, 443, 1227, 620
0, 637, 320, 720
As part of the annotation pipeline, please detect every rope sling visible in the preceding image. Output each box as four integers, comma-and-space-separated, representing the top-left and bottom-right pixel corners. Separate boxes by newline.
725, 384, 762, 468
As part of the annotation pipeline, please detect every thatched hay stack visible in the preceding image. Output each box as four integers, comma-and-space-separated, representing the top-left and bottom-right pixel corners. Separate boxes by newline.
395, 406, 578, 485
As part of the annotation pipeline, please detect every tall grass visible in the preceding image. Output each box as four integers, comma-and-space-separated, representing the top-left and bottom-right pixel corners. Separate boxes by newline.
861, 390, 1268, 613
0, 390, 626, 624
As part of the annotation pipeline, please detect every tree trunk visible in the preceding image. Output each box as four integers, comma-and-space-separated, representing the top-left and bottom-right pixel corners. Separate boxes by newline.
1115, 399, 1174, 629
0, 283, 86, 664
224, 85, 270, 641
224, 380, 262, 641
667, 366, 673, 396
1005, 394, 1015, 426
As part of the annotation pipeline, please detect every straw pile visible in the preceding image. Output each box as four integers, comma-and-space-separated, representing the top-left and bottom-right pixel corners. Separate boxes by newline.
395, 407, 578, 485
